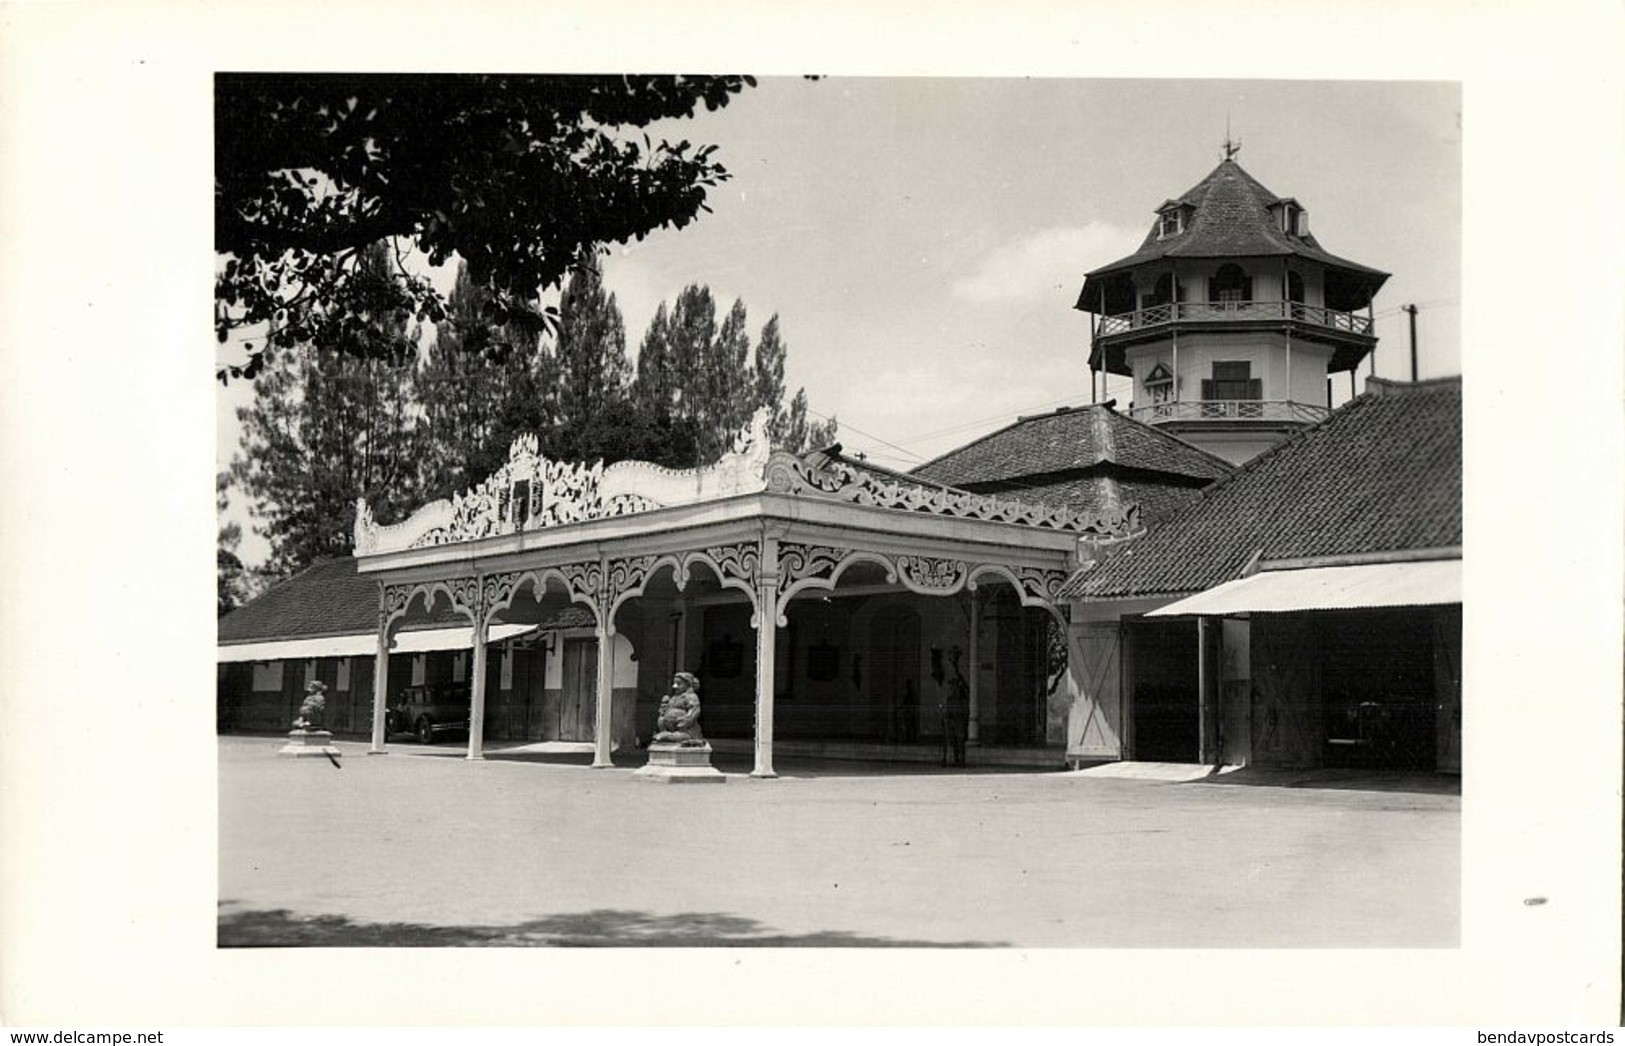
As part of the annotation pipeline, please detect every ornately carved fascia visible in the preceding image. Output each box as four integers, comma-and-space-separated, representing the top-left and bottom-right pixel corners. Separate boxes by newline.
776, 542, 854, 595
446, 575, 483, 617
380, 583, 415, 626
1014, 566, 1070, 604
702, 542, 760, 585
896, 554, 968, 592
556, 561, 605, 608
606, 555, 659, 607
481, 572, 524, 617
764, 451, 1140, 538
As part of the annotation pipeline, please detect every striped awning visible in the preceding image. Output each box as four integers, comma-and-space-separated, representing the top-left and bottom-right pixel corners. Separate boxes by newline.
1146, 559, 1461, 617
217, 623, 538, 663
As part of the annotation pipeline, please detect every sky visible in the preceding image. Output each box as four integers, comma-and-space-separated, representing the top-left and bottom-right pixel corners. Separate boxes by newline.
217, 77, 1461, 570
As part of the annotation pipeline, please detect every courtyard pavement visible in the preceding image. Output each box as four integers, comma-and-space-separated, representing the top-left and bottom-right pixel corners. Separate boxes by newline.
217, 736, 1459, 948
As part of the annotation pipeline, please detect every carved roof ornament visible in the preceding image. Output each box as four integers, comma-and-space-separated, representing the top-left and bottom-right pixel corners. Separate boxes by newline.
355, 409, 774, 555
354, 406, 1142, 557
764, 451, 1142, 539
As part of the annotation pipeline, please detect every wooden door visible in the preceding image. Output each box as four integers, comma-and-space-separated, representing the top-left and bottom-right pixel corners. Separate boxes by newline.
1070, 622, 1124, 760
561, 638, 598, 741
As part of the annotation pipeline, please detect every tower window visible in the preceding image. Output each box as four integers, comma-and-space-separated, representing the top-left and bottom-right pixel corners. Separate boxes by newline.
1209, 264, 1252, 305
1158, 210, 1183, 238
1144, 363, 1175, 405
1203, 361, 1261, 401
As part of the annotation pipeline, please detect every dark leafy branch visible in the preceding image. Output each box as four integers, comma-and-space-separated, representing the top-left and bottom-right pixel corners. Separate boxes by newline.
215, 73, 756, 381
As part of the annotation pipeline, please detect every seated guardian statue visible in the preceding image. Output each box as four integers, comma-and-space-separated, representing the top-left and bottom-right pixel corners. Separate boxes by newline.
653, 672, 706, 746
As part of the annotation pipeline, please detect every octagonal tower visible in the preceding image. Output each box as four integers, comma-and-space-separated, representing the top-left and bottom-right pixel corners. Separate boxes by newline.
1077, 152, 1389, 464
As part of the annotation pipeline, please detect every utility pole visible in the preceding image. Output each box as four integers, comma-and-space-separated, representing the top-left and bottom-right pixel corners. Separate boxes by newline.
1403, 303, 1419, 382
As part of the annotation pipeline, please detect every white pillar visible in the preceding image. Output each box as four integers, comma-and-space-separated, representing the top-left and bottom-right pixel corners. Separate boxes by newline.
592, 623, 615, 768
966, 590, 981, 744
369, 619, 390, 754
752, 539, 780, 779
466, 615, 489, 761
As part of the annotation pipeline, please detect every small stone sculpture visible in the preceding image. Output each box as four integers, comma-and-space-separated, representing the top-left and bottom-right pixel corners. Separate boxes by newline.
293, 680, 327, 730
652, 672, 705, 746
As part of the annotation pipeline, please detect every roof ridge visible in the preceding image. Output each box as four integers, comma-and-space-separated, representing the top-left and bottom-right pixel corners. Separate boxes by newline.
1105, 408, 1238, 472
1089, 404, 1115, 466
909, 404, 1092, 475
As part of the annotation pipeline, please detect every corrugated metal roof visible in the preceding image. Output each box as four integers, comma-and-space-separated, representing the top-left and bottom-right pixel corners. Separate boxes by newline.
1144, 559, 1460, 616
216, 622, 541, 663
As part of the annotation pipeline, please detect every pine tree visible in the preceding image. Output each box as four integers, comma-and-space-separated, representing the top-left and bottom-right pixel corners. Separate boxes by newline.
230, 243, 423, 578
665, 284, 718, 436
217, 471, 249, 615
632, 288, 838, 460
542, 265, 632, 435
631, 301, 676, 419
705, 298, 753, 458
416, 262, 545, 499
753, 313, 838, 452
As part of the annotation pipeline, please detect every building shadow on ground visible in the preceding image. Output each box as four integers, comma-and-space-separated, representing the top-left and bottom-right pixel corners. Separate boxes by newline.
217, 902, 1003, 948
1188, 766, 1461, 796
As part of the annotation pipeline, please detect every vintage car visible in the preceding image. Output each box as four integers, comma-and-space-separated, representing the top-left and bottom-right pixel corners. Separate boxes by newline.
383, 682, 471, 744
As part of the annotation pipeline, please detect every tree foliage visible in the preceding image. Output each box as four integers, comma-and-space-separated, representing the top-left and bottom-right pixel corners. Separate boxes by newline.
630, 287, 837, 460
414, 262, 545, 499
230, 244, 423, 576
215, 73, 756, 380
217, 471, 250, 615
226, 253, 838, 582
541, 263, 632, 433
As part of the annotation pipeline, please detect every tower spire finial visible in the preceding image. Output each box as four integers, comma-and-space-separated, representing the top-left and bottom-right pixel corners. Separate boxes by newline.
1223, 114, 1241, 161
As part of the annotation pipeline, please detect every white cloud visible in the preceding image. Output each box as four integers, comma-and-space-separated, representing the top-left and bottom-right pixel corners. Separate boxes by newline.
951, 221, 1144, 304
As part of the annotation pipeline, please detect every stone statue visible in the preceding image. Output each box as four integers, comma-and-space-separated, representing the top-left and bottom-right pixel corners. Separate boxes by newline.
653, 672, 705, 746
293, 680, 327, 730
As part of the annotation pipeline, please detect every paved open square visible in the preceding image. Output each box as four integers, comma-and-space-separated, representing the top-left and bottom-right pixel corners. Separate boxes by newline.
219, 737, 1459, 948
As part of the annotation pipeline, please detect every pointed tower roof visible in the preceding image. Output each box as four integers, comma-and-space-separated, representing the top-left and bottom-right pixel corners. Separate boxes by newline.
1076, 158, 1388, 310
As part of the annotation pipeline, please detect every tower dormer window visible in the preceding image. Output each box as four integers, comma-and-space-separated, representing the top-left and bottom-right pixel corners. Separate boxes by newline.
1158, 208, 1184, 238
1279, 202, 1308, 236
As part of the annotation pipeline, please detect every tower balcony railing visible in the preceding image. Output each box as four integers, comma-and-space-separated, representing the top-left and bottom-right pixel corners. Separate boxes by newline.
1128, 399, 1331, 425
1096, 300, 1373, 338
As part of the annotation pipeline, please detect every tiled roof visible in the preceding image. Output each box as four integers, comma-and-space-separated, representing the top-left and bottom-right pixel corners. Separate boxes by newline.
912, 404, 1234, 487
218, 557, 593, 643
1060, 377, 1462, 601
1076, 159, 1389, 303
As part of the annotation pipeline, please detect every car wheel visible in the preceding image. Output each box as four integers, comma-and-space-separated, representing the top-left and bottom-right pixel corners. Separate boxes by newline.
416, 719, 434, 745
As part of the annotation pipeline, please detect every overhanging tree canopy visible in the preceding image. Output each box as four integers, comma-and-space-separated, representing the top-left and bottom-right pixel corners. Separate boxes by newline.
215, 72, 756, 380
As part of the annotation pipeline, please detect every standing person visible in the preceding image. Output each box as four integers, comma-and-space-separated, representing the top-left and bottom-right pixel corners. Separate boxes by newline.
939, 647, 970, 767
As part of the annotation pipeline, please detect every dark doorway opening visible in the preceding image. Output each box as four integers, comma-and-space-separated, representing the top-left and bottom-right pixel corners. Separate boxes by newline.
1127, 618, 1199, 762
1317, 609, 1438, 771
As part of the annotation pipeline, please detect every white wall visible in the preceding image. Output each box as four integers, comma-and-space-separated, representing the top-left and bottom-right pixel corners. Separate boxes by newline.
1127, 331, 1334, 406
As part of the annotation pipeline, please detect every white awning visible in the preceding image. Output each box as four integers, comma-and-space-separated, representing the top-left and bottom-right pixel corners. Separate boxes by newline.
1145, 559, 1461, 617
218, 623, 538, 663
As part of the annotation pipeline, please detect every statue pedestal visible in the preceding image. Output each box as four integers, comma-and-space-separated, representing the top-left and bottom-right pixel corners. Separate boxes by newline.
278, 729, 340, 759
633, 742, 726, 784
